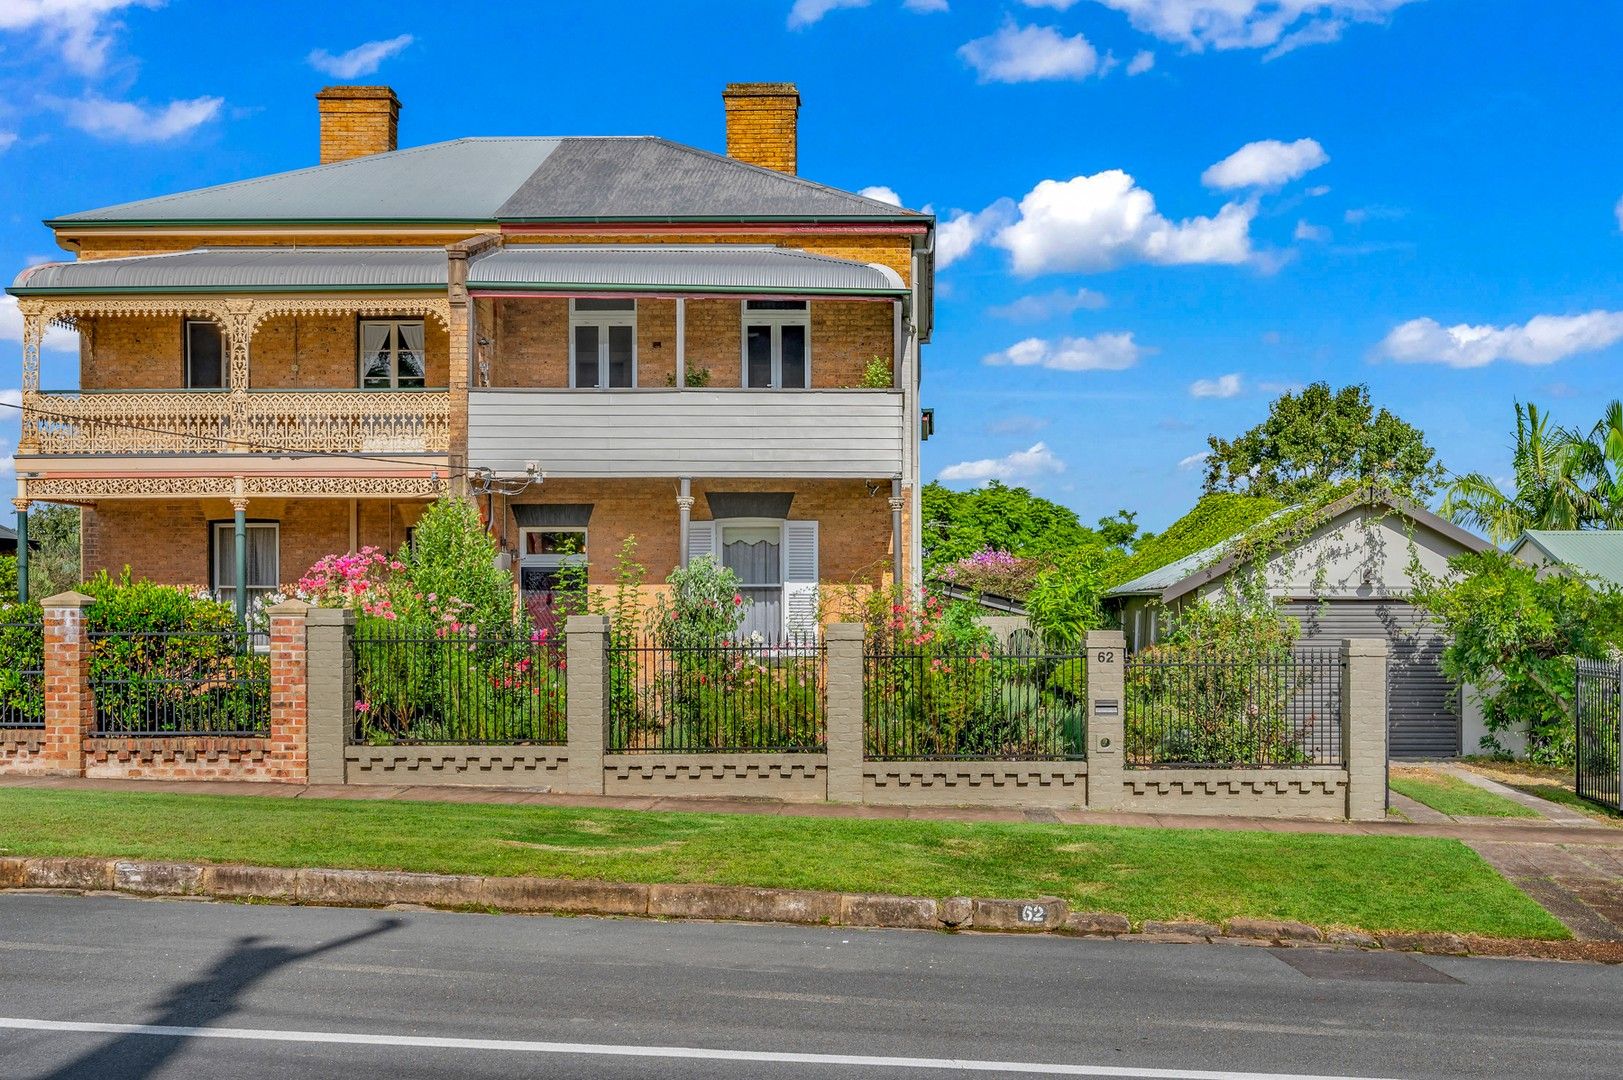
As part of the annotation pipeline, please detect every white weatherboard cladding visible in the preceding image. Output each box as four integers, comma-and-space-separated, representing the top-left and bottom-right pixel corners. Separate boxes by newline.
468, 389, 905, 478
783, 520, 819, 636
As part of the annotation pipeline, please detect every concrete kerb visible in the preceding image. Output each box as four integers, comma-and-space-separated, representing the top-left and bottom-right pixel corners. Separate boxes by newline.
3, 855, 1619, 963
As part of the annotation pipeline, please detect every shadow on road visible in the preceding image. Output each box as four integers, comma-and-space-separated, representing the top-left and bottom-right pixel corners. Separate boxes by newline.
38, 916, 404, 1080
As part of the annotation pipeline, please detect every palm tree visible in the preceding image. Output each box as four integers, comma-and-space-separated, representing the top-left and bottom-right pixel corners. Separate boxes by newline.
1441, 402, 1599, 544
1574, 399, 1623, 524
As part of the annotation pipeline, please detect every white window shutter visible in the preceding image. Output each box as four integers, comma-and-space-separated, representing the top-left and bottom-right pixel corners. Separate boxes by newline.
782, 519, 819, 640
686, 521, 718, 565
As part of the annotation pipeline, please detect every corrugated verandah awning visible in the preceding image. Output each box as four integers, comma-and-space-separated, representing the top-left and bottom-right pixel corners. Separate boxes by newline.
9, 245, 907, 299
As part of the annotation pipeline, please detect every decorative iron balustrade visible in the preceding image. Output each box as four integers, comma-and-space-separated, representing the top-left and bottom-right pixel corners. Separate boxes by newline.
21, 389, 451, 456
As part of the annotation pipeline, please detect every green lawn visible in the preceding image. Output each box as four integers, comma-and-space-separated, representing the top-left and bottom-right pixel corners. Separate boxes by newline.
0, 787, 1566, 939
1389, 769, 1542, 819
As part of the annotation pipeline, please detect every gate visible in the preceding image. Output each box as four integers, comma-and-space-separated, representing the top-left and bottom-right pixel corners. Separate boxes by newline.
1575, 658, 1621, 812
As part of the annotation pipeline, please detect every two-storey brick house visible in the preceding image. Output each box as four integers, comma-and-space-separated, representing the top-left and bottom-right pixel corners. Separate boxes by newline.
8, 84, 932, 636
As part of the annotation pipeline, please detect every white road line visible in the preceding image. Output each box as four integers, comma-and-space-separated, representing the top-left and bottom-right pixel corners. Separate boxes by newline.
0, 1015, 1407, 1079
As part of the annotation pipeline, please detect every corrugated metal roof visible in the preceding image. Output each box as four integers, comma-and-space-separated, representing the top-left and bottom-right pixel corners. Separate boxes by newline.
48, 137, 923, 225
1514, 530, 1623, 588
467, 245, 906, 294
1107, 540, 1234, 597
12, 248, 448, 292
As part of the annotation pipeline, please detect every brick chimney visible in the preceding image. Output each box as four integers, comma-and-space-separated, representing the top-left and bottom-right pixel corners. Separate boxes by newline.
315, 86, 401, 164
722, 83, 799, 174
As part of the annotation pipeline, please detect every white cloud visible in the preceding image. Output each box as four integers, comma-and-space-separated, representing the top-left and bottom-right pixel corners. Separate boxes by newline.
1294, 219, 1330, 242
939, 442, 1066, 483
987, 287, 1108, 321
1344, 204, 1403, 225
959, 22, 1101, 83
0, 296, 80, 353
994, 169, 1255, 274
903, 0, 949, 10
1189, 373, 1242, 398
1615, 194, 1623, 231
57, 93, 222, 142
858, 185, 903, 206
1202, 137, 1327, 190
788, 0, 869, 26
0, 131, 16, 153
1380, 311, 1623, 369
0, 0, 157, 75
1021, 0, 1082, 8
1125, 49, 1156, 74
1177, 450, 1211, 469
936, 198, 1017, 269
982, 332, 1148, 371
1081, 1, 1418, 55
307, 34, 413, 79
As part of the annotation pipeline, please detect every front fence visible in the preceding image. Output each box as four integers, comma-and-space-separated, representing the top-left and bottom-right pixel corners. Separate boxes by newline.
863, 639, 1088, 761
88, 629, 269, 737
1576, 658, 1622, 812
608, 636, 826, 753
351, 627, 565, 745
0, 622, 45, 729
1124, 648, 1344, 768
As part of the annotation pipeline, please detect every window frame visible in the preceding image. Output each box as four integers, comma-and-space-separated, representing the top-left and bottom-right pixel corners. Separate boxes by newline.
568, 299, 638, 389
714, 516, 787, 638
357, 318, 429, 390
740, 300, 811, 390
183, 319, 227, 390
208, 520, 281, 602
518, 526, 588, 580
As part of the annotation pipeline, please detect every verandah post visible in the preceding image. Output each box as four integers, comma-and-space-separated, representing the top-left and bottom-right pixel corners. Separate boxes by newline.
824, 622, 865, 803
232, 497, 248, 624
13, 501, 28, 604
564, 613, 610, 795
1084, 629, 1126, 810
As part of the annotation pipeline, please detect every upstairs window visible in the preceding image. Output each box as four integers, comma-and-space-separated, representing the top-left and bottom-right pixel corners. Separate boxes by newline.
185, 320, 226, 389
742, 300, 809, 389
570, 299, 636, 389
360, 320, 426, 389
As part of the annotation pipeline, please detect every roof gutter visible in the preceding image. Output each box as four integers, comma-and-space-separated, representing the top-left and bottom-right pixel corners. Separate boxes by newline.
466, 283, 906, 299
7, 284, 447, 297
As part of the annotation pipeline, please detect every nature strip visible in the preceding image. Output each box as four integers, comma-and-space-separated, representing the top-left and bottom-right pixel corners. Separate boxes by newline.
2, 856, 1617, 965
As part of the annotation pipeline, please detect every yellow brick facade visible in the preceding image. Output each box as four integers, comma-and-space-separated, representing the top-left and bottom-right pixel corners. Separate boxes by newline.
721, 83, 799, 174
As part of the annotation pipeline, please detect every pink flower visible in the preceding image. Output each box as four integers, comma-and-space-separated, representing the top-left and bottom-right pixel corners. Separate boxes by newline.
732, 594, 743, 606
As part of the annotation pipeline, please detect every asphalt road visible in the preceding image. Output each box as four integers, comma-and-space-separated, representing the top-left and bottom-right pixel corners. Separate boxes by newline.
0, 894, 1619, 1080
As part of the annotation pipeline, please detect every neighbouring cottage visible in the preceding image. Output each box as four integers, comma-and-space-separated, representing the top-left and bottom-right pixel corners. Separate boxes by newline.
7, 82, 934, 640
1510, 530, 1623, 590
1103, 490, 1491, 759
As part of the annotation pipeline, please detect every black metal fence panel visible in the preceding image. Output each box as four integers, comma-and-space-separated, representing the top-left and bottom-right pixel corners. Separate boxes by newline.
1125, 648, 1344, 768
352, 628, 565, 745
1576, 658, 1622, 812
0, 622, 45, 729
609, 637, 826, 753
863, 641, 1088, 761
89, 630, 269, 737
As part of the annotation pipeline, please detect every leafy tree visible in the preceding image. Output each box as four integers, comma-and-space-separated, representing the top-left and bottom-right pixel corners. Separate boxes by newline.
922, 481, 1122, 588
1095, 509, 1141, 550
19, 504, 81, 599
1441, 402, 1598, 544
1412, 551, 1623, 764
400, 496, 515, 633
1203, 382, 1444, 502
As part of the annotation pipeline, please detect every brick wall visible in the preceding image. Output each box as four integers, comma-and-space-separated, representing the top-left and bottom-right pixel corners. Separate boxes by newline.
487, 298, 889, 388
496, 477, 891, 588
0, 730, 46, 776
77, 313, 448, 390
81, 499, 428, 587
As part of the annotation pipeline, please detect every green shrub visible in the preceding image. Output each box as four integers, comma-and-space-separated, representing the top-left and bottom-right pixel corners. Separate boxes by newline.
0, 600, 44, 724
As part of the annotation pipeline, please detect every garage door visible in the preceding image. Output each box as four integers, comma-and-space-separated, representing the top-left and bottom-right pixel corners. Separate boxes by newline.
1278, 600, 1459, 759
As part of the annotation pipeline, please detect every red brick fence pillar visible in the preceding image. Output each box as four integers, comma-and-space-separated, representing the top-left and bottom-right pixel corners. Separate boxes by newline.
40, 591, 95, 776
266, 600, 311, 783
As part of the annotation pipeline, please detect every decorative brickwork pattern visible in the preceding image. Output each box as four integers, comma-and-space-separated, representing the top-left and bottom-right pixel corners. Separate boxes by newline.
864, 765, 1089, 809
604, 753, 828, 802
84, 737, 276, 780
1119, 769, 1349, 820
345, 747, 569, 785
0, 730, 46, 775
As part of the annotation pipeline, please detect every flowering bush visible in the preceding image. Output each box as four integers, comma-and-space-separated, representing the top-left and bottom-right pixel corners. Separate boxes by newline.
654, 555, 747, 649
296, 547, 400, 617
937, 548, 1043, 600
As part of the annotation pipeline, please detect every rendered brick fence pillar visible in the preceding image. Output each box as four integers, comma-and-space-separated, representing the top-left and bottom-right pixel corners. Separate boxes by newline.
304, 607, 354, 786
266, 600, 311, 783
564, 614, 610, 795
1084, 629, 1127, 811
1342, 637, 1389, 822
40, 591, 96, 776
824, 622, 865, 803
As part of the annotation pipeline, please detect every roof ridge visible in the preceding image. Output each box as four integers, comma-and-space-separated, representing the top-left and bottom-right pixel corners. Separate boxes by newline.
640, 137, 926, 216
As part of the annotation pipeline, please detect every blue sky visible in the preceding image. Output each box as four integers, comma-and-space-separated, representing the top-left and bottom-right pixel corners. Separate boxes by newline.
1, 0, 1620, 531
